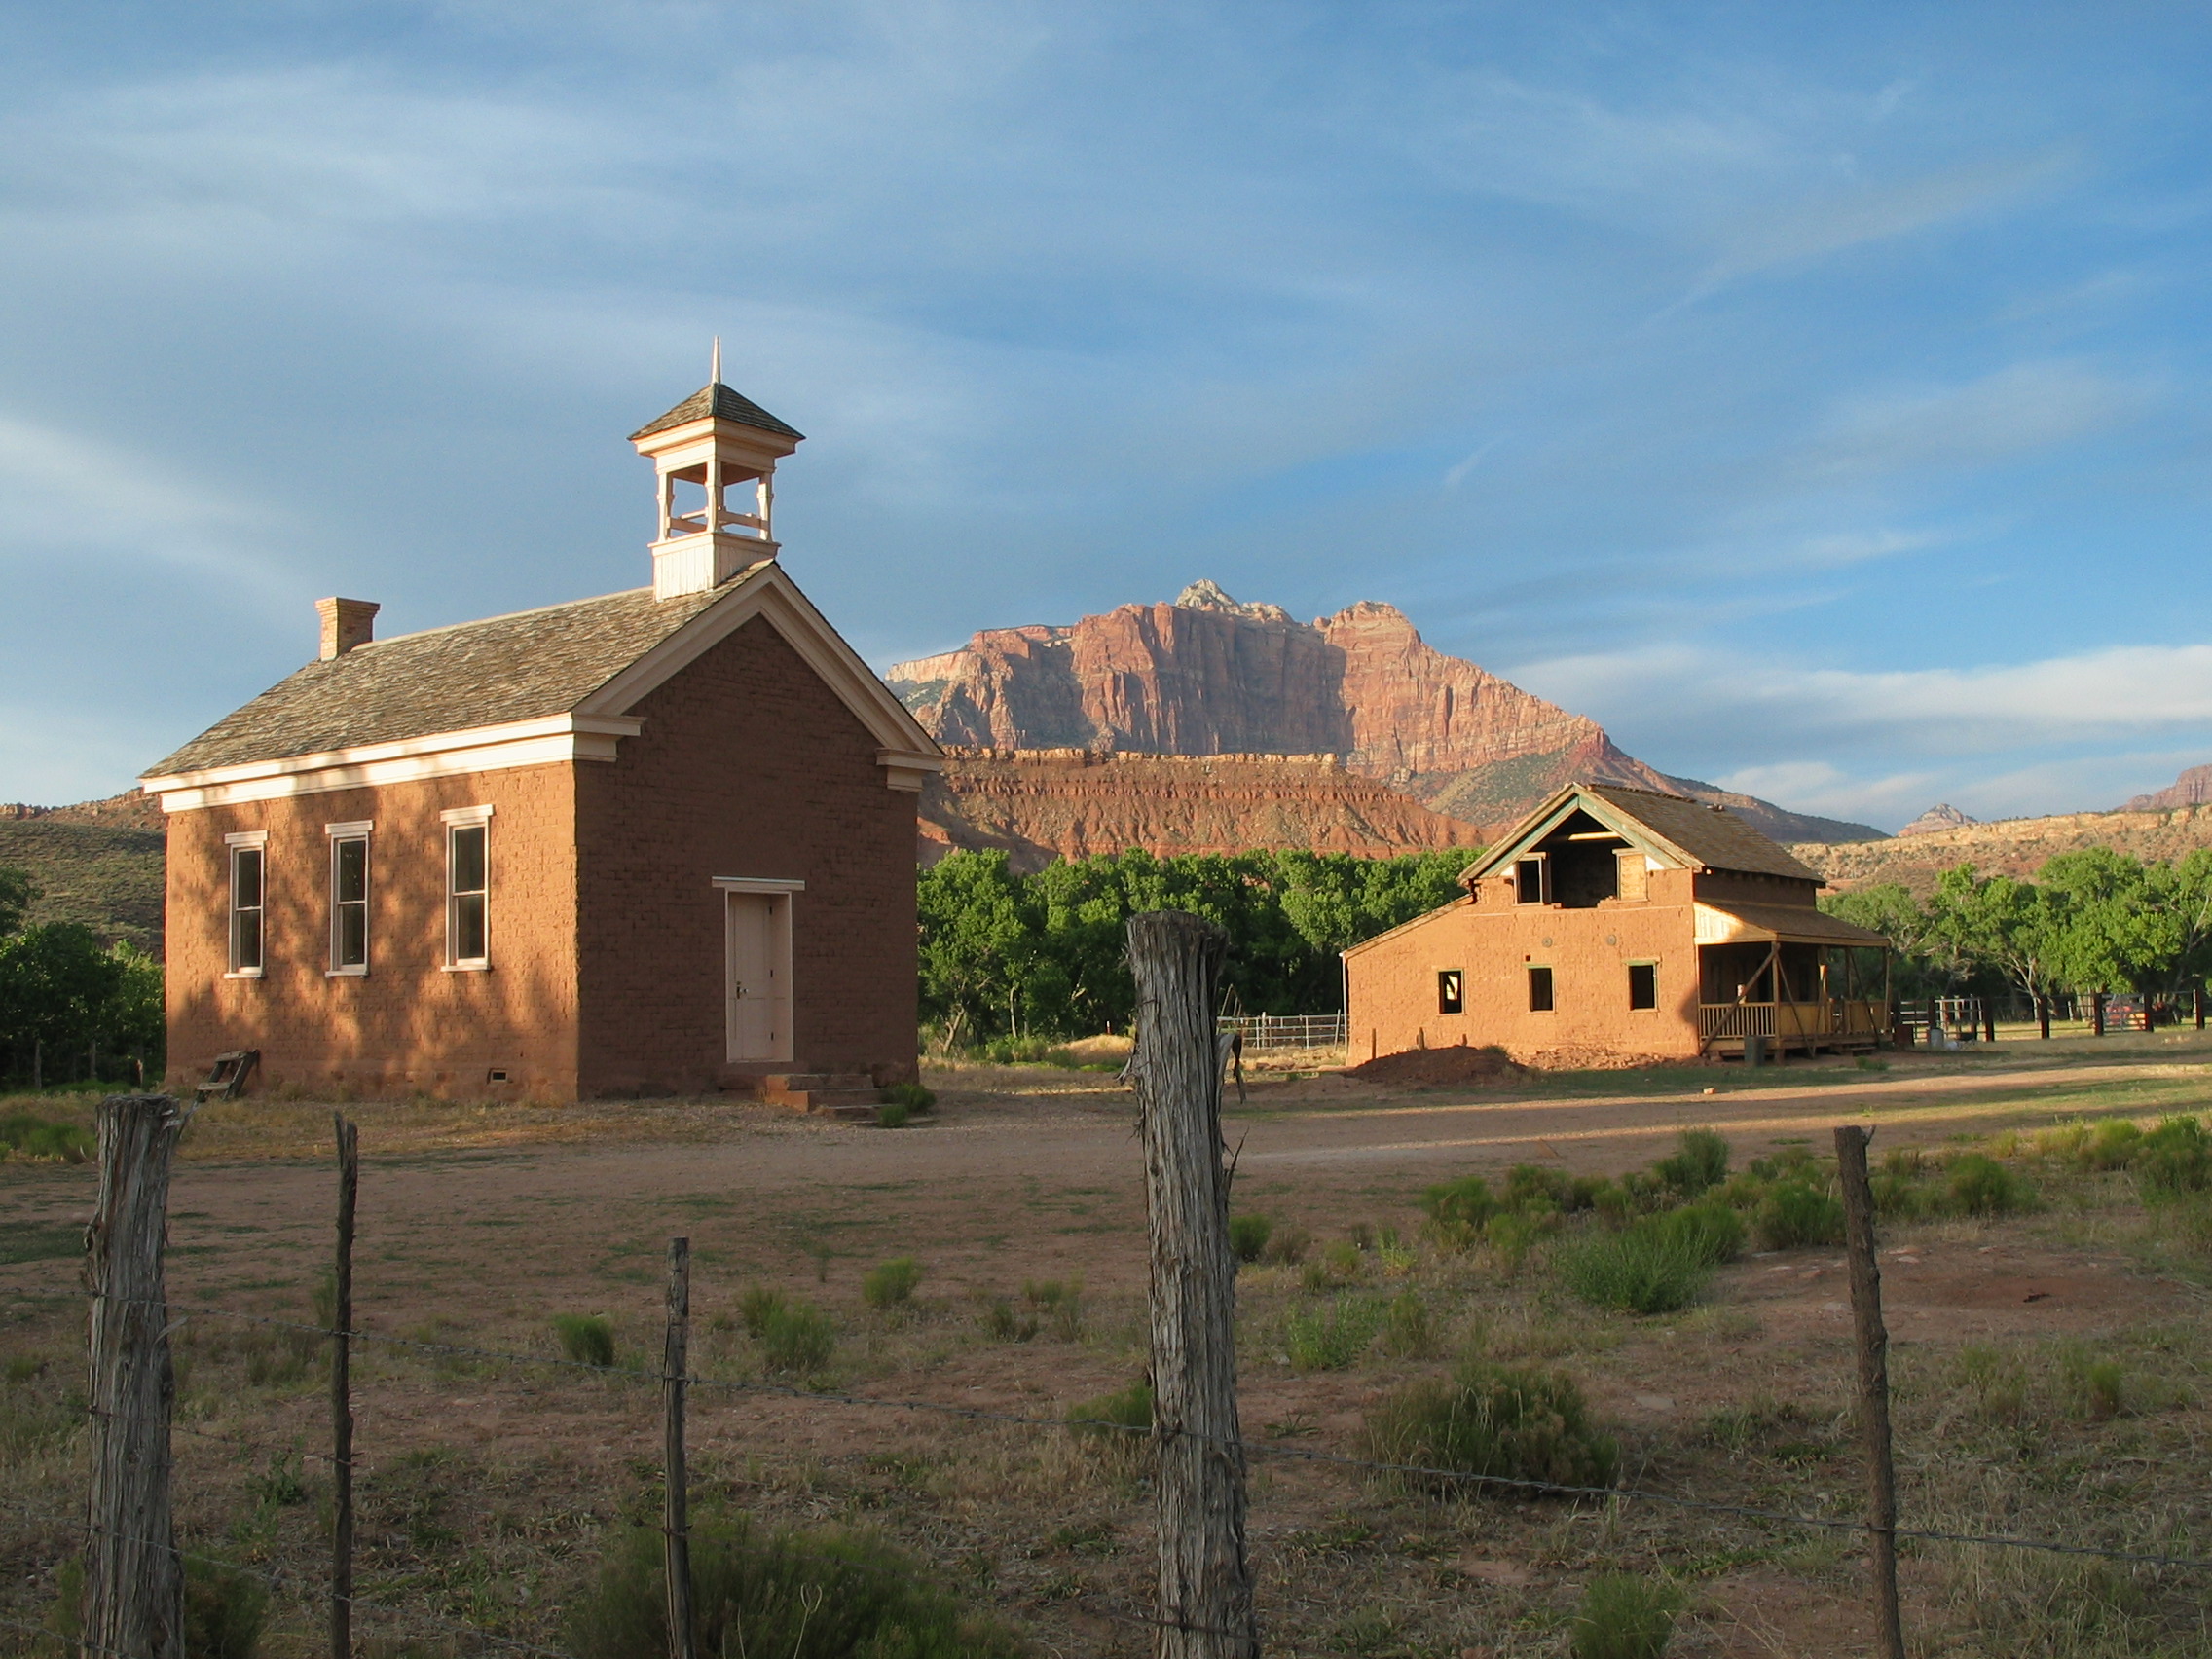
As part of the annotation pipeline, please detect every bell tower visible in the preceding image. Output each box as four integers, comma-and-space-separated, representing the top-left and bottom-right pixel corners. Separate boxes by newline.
629, 342, 806, 599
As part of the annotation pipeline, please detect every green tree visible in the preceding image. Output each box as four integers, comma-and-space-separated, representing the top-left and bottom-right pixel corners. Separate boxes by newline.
0, 866, 34, 937
915, 851, 1039, 1049
1925, 865, 2070, 1004
0, 922, 127, 1083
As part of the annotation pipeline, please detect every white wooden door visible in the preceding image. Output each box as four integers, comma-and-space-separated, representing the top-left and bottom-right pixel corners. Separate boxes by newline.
725, 893, 791, 1061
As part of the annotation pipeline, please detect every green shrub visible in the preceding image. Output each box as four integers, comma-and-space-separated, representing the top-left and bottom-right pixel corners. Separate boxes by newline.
1569, 1573, 1684, 1659
1022, 1277, 1085, 1340
1284, 1295, 1387, 1371
1364, 1359, 1618, 1493
739, 1284, 785, 1339
1382, 1290, 1434, 1357
1654, 1128, 1730, 1197
862, 1257, 923, 1308
1421, 1175, 1498, 1248
1754, 1181, 1845, 1249
1502, 1164, 1571, 1211
1228, 1213, 1273, 1263
876, 1100, 911, 1128
552, 1314, 616, 1369
1558, 1221, 1714, 1314
880, 1081, 937, 1113
981, 1296, 1037, 1342
1067, 1379, 1152, 1441
2085, 1117, 2144, 1170
2134, 1116, 2212, 1198
758, 1302, 836, 1374
1651, 1199, 1745, 1264
0, 1114, 93, 1162
185, 1558, 270, 1659
567, 1515, 1027, 1659
2060, 1345, 2125, 1420
1945, 1153, 2026, 1216
1484, 1211, 1549, 1272
1260, 1222, 1311, 1265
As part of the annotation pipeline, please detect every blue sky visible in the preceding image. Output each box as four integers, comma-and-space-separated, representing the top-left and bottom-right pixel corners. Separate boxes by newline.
2, 2, 2208, 830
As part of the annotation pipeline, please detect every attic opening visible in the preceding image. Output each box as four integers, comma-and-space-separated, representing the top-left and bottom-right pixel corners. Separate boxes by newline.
1512, 808, 1637, 908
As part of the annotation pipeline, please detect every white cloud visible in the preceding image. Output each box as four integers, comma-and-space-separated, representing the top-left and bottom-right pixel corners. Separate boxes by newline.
1794, 359, 2152, 482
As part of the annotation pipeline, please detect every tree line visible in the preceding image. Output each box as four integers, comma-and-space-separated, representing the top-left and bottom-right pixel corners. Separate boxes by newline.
0, 865, 165, 1088
1822, 847, 2212, 1008
918, 846, 1474, 1048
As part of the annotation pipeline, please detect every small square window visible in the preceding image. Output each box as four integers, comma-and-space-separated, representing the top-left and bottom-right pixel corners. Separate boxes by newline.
1528, 966, 1554, 1013
1628, 962, 1657, 1010
1437, 970, 1464, 1014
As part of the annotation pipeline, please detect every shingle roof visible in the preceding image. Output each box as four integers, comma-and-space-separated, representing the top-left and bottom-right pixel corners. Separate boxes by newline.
629, 382, 805, 443
1580, 784, 1823, 882
145, 584, 730, 777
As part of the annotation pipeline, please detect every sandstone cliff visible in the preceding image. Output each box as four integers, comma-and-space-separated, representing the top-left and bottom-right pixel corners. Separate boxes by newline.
2126, 763, 2212, 812
918, 750, 1483, 872
1793, 805, 2212, 896
892, 582, 1881, 846
1898, 803, 1977, 837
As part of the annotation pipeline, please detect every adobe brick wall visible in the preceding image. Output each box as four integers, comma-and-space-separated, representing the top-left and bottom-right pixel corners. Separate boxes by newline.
1346, 869, 1704, 1063
572, 615, 918, 1096
165, 766, 581, 1099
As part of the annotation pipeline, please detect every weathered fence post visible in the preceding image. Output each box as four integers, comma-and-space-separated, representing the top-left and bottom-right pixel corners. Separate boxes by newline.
2037, 996, 2051, 1041
2091, 991, 2107, 1037
1127, 911, 1259, 1659
663, 1237, 695, 1659
2195, 987, 2205, 1032
1980, 1001, 1996, 1046
1833, 1125, 1905, 1659
331, 1115, 358, 1659
84, 1094, 188, 1659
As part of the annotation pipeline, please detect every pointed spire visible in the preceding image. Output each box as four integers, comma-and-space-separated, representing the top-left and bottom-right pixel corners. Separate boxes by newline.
712, 334, 722, 386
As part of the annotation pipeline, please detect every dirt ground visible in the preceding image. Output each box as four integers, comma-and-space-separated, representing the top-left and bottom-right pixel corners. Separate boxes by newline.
5, 1031, 2212, 1657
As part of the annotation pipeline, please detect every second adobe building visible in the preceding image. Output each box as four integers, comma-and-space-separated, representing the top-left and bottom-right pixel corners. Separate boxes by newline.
1346, 783, 1892, 1066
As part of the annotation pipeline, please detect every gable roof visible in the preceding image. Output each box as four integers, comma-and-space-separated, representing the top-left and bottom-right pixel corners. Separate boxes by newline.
1463, 783, 1822, 886
629, 382, 805, 443
143, 561, 939, 788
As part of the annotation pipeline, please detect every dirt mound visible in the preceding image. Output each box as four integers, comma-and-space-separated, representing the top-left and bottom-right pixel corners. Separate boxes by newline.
1510, 1045, 1696, 1073
1343, 1044, 1528, 1088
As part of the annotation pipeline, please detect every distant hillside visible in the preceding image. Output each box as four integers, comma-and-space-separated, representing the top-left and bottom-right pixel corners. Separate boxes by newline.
921, 749, 1483, 871
1794, 803, 2212, 896
0, 793, 165, 954
891, 580, 1881, 849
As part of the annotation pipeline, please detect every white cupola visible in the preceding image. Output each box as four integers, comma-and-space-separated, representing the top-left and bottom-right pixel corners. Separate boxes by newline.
629, 342, 805, 599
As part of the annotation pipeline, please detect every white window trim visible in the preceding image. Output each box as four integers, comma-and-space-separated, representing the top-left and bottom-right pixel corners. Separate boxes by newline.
711, 876, 805, 894
444, 812, 492, 970
225, 836, 267, 979
326, 824, 372, 977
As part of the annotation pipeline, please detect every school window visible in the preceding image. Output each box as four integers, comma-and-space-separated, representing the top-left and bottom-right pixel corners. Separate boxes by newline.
1528, 966, 1554, 1013
1437, 970, 1464, 1014
1628, 961, 1657, 1011
1514, 856, 1548, 904
327, 823, 371, 974
227, 838, 266, 976
443, 808, 492, 968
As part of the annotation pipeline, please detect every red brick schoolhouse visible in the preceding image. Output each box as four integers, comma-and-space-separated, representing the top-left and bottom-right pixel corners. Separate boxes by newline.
140, 375, 942, 1103
1345, 784, 1890, 1066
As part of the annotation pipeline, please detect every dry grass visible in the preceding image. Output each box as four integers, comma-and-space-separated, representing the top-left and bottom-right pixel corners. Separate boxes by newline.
7, 1057, 2212, 1654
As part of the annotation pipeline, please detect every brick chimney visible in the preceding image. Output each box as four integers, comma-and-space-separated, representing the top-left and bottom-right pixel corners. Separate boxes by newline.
316, 597, 380, 661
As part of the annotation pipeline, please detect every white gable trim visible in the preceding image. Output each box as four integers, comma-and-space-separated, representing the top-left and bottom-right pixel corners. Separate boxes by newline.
141, 715, 643, 812
575, 561, 942, 790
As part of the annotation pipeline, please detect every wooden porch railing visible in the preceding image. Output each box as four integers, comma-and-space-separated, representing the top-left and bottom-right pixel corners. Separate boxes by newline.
1698, 1000, 1886, 1041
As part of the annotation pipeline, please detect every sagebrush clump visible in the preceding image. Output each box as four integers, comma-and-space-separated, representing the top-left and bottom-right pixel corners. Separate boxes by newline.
551, 1314, 616, 1369
862, 1257, 923, 1308
1569, 1573, 1684, 1659
567, 1516, 1028, 1659
1365, 1358, 1618, 1493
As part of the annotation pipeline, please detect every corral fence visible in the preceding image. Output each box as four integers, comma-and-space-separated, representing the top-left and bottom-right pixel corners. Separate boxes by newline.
1214, 1013, 1346, 1052
22, 922, 2212, 1659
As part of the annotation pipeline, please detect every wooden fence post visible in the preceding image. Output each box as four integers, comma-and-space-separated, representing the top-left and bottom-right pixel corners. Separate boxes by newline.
1833, 1125, 1905, 1659
663, 1237, 695, 1659
331, 1115, 358, 1659
2036, 996, 2051, 1041
1127, 911, 1259, 1659
84, 1094, 188, 1659
2091, 991, 2107, 1037
2195, 987, 2205, 1032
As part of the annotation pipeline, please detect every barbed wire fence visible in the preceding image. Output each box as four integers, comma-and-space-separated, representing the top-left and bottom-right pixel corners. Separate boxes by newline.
11, 911, 2212, 1658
